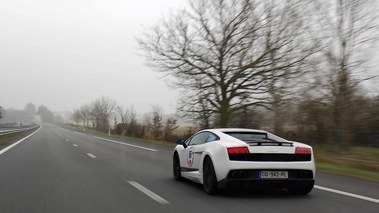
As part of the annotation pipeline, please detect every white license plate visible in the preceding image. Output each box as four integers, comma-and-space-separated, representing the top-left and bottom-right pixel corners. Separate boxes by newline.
259, 171, 288, 179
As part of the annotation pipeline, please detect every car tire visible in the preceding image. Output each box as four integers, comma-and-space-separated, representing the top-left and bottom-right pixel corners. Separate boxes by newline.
203, 157, 218, 195
287, 183, 314, 195
173, 152, 182, 181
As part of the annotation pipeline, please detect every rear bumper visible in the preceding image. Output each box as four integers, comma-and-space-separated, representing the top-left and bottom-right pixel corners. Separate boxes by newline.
218, 178, 315, 190
218, 169, 315, 189
212, 154, 316, 183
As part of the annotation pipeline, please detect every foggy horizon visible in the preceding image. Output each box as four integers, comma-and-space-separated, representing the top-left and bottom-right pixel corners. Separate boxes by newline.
0, 0, 186, 114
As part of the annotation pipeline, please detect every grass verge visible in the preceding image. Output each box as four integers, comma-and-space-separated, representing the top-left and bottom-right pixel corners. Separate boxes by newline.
0, 129, 38, 146
316, 162, 379, 182
314, 146, 379, 182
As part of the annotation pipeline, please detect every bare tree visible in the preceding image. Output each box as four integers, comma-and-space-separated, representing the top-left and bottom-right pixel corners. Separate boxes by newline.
115, 105, 128, 124
142, 112, 152, 139
151, 105, 163, 139
71, 108, 82, 127
37, 105, 54, 123
163, 117, 179, 141
178, 89, 213, 128
24, 103, 36, 123
126, 105, 137, 136
138, 0, 316, 127
80, 104, 91, 128
91, 96, 116, 132
312, 0, 378, 150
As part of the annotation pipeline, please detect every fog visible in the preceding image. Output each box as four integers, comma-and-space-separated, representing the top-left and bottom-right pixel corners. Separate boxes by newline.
0, 0, 186, 114
1, 0, 378, 116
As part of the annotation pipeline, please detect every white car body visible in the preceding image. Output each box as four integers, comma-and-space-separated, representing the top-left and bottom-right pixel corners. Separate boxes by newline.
173, 128, 315, 194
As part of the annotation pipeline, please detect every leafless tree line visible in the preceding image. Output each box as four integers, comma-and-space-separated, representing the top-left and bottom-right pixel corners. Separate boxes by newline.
71, 96, 179, 141
138, 0, 378, 149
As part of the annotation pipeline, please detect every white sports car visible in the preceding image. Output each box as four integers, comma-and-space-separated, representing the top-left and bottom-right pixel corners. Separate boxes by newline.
173, 128, 315, 195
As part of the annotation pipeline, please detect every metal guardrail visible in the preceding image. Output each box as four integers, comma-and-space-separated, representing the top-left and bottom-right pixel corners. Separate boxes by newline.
0, 125, 39, 136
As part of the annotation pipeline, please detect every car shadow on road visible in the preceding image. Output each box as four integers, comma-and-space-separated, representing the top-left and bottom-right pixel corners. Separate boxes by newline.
171, 178, 313, 199
220, 188, 309, 198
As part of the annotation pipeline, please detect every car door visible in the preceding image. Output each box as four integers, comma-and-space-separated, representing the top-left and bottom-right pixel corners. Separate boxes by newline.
185, 132, 210, 171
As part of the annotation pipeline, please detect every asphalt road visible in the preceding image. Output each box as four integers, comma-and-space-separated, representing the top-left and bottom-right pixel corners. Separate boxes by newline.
0, 124, 378, 213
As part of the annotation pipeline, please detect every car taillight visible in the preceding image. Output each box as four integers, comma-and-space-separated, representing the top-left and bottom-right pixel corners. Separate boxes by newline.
227, 147, 250, 154
295, 147, 312, 154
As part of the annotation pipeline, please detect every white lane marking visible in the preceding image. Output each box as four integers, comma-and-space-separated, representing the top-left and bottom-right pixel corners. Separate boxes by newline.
87, 153, 96, 158
73, 144, 78, 147
128, 181, 169, 205
315, 185, 379, 204
74, 132, 86, 136
0, 125, 42, 156
66, 139, 69, 142
94, 137, 157, 152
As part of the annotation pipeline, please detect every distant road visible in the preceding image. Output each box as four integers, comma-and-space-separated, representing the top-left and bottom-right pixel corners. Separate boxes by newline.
0, 124, 378, 213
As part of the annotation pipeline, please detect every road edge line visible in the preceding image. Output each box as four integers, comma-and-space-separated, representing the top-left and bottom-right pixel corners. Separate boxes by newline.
0, 125, 42, 156
315, 185, 379, 204
94, 136, 157, 152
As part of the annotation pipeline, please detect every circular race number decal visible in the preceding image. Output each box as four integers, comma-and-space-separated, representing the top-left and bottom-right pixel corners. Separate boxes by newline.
187, 147, 194, 167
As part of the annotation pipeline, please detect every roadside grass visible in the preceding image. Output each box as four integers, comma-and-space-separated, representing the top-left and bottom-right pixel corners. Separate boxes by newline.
314, 146, 379, 182
0, 134, 21, 145
0, 129, 37, 145
316, 162, 379, 182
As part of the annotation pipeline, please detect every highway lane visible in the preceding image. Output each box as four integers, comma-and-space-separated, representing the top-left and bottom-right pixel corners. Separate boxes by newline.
0, 124, 378, 213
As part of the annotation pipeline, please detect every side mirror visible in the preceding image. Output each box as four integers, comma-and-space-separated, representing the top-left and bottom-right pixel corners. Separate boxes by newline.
176, 139, 187, 148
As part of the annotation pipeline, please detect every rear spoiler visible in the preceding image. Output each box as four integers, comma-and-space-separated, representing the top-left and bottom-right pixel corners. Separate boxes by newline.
247, 141, 293, 147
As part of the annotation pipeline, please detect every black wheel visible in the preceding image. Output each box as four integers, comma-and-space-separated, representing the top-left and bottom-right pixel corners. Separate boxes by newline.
287, 183, 314, 195
173, 152, 182, 181
203, 157, 218, 195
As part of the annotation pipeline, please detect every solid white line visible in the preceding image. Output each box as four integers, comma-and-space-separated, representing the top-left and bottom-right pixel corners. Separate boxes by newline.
74, 132, 86, 136
315, 185, 379, 204
128, 181, 169, 204
94, 137, 157, 152
0, 125, 42, 156
73, 144, 78, 147
87, 153, 96, 158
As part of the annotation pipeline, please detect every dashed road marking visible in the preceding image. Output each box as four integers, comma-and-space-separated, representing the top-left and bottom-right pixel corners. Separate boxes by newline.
128, 181, 169, 205
86, 153, 96, 158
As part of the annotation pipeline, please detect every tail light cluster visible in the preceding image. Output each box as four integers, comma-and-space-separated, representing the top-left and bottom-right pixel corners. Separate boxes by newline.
295, 147, 312, 155
227, 147, 249, 154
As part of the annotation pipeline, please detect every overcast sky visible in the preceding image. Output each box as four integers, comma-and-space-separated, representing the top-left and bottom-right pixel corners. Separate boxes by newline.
1, 0, 378, 115
0, 0, 187, 114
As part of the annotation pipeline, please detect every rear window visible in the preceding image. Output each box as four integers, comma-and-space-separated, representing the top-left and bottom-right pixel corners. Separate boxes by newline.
224, 132, 286, 142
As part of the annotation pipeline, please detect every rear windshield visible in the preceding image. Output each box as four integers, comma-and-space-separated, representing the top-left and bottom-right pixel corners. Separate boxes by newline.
223, 132, 286, 142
